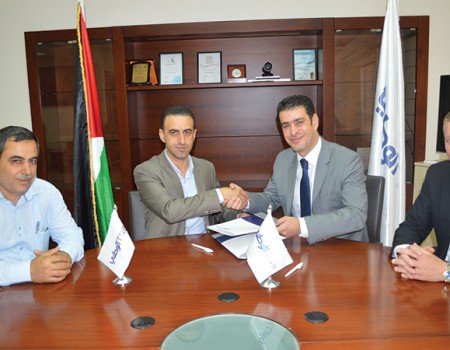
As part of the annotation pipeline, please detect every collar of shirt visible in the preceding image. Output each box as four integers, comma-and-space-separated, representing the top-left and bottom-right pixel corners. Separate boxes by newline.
0, 178, 39, 206
296, 136, 322, 181
164, 149, 194, 179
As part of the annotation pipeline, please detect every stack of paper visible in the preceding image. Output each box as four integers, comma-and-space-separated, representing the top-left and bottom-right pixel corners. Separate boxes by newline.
209, 214, 266, 259
212, 233, 255, 259
207, 214, 263, 236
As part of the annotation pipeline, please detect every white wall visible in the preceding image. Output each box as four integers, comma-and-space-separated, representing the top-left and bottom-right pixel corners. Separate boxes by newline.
1, 0, 449, 160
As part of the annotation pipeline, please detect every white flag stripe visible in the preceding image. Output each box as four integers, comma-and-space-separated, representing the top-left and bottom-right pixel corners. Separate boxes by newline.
368, 0, 405, 246
247, 211, 293, 284
97, 207, 135, 278
91, 137, 104, 181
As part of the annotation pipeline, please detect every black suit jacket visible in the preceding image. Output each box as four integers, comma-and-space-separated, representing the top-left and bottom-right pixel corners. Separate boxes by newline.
392, 160, 450, 259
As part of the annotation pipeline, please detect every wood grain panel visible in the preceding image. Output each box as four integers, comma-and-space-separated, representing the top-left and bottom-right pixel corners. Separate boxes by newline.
135, 136, 287, 191
130, 85, 319, 139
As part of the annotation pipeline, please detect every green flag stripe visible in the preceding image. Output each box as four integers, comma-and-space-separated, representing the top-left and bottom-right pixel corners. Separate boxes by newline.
94, 145, 115, 243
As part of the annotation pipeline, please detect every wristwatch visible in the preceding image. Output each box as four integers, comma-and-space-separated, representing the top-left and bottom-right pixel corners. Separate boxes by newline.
442, 263, 450, 283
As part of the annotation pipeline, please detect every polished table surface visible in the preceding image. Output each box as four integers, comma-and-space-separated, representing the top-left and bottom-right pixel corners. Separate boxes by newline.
1, 235, 449, 349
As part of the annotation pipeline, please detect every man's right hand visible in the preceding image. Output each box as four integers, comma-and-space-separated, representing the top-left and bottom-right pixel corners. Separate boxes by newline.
30, 246, 72, 284
220, 183, 249, 211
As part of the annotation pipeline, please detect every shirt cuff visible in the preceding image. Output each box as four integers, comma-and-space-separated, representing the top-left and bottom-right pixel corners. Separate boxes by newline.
299, 217, 308, 238
4, 260, 32, 286
392, 244, 410, 258
215, 188, 224, 204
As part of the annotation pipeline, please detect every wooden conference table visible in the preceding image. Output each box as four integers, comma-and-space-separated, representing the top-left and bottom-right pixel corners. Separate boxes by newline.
1, 235, 449, 349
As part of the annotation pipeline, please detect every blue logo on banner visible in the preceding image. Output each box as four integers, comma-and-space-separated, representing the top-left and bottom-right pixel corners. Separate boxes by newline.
256, 232, 270, 252
375, 87, 399, 175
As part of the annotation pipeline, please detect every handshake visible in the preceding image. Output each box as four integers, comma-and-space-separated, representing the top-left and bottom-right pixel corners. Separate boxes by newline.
220, 183, 249, 211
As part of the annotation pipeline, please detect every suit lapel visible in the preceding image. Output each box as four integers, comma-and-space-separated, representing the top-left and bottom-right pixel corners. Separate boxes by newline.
192, 158, 213, 227
193, 158, 207, 193
313, 138, 330, 203
439, 162, 450, 252
159, 151, 185, 197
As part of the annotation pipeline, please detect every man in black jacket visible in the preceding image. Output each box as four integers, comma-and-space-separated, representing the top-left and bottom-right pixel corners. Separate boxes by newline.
391, 112, 450, 282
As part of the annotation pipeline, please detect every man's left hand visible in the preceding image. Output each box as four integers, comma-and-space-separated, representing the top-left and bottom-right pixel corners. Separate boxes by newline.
275, 216, 300, 238
391, 243, 446, 282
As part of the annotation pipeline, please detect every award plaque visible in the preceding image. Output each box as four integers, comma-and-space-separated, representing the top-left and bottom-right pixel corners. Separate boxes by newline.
130, 59, 158, 85
227, 64, 246, 83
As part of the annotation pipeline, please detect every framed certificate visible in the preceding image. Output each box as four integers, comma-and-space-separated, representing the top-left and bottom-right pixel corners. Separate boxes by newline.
159, 52, 183, 85
293, 49, 317, 81
198, 52, 222, 84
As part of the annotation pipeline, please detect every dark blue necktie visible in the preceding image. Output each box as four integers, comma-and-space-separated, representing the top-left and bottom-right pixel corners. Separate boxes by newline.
300, 158, 311, 217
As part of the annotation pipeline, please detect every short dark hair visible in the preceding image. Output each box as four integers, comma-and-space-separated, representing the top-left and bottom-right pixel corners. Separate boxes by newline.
0, 126, 40, 157
161, 106, 195, 130
444, 111, 450, 125
276, 95, 316, 120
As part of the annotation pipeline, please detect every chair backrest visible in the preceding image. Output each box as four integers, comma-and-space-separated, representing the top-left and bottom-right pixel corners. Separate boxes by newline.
128, 191, 147, 241
365, 175, 385, 244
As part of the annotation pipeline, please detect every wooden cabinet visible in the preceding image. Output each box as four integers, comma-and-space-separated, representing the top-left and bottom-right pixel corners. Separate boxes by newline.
333, 16, 429, 185
25, 28, 125, 217
25, 17, 429, 234
120, 19, 329, 194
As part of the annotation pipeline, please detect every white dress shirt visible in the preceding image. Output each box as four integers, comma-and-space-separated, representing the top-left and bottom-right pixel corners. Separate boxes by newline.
293, 137, 322, 238
164, 151, 207, 234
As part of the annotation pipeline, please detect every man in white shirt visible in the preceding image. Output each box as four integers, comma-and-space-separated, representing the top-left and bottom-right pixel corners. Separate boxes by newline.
0, 126, 84, 287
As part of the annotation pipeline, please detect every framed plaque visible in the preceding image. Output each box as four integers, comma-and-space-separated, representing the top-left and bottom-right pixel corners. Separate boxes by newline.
129, 59, 158, 85
293, 49, 317, 80
197, 52, 222, 84
159, 52, 183, 85
227, 64, 246, 83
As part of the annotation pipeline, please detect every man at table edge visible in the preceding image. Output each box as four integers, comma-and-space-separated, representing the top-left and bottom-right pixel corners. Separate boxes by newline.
0, 126, 84, 287
391, 112, 450, 283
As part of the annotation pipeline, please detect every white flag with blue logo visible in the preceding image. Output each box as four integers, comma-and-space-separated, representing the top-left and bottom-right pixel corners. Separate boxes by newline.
368, 0, 405, 246
246, 209, 293, 284
97, 206, 135, 279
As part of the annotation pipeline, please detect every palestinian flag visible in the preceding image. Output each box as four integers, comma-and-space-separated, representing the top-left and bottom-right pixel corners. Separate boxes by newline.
73, 0, 114, 249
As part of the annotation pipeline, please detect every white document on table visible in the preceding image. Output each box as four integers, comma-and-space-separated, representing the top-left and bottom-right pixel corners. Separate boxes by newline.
212, 233, 256, 259
207, 213, 265, 237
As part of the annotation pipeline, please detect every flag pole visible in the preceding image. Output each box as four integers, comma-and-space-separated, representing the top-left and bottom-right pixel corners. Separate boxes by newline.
74, 0, 136, 284
368, 0, 405, 246
261, 276, 280, 289
259, 205, 280, 290
113, 275, 133, 287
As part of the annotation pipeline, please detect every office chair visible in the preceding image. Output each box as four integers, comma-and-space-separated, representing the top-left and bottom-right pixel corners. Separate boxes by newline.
365, 175, 385, 244
128, 191, 147, 241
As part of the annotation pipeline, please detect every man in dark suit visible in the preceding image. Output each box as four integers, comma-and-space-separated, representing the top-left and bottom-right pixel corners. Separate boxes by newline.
133, 105, 248, 239
231, 95, 368, 244
391, 112, 450, 283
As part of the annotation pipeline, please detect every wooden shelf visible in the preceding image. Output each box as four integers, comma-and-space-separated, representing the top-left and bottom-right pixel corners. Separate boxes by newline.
24, 16, 429, 232
126, 80, 323, 91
